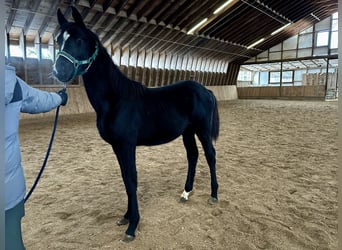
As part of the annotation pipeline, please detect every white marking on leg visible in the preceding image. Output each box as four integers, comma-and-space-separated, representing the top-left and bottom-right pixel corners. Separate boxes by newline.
181, 190, 191, 201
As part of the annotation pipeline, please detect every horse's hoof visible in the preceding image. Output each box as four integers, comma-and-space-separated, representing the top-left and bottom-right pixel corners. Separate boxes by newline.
116, 217, 129, 226
180, 190, 192, 203
180, 197, 188, 203
123, 234, 135, 242
208, 197, 218, 205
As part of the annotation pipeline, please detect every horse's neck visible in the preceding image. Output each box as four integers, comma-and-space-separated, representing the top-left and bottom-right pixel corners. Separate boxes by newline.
82, 50, 113, 110
81, 47, 133, 113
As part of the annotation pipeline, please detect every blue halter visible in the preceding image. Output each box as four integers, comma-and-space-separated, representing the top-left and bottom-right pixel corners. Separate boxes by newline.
56, 44, 99, 81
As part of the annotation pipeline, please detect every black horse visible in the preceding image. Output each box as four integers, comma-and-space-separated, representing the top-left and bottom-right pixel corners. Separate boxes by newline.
54, 7, 219, 242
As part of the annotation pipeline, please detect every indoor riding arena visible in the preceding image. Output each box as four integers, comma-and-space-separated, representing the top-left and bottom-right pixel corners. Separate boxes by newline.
4, 1, 338, 249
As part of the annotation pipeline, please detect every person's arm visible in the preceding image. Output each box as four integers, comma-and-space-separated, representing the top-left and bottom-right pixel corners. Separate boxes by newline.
18, 77, 67, 114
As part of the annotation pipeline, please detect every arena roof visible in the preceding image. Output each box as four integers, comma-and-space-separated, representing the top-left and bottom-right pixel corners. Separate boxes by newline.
5, 0, 338, 64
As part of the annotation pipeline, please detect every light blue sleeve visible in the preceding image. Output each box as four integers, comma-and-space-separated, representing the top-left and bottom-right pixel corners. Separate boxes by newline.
17, 77, 62, 114
5, 65, 18, 105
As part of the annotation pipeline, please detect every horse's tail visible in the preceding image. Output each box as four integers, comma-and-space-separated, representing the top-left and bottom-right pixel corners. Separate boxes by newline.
211, 93, 220, 142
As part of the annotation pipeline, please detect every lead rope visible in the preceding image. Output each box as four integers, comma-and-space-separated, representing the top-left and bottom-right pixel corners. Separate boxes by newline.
24, 86, 66, 203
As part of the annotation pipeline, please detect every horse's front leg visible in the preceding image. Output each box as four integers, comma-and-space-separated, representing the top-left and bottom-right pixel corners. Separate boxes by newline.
112, 144, 139, 242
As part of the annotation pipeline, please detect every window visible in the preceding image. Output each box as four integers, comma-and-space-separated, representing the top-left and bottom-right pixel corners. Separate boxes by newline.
41, 48, 52, 59
316, 31, 329, 47
269, 72, 280, 83
331, 19, 338, 31
283, 35, 298, 50
332, 12, 338, 19
26, 47, 37, 58
269, 71, 293, 84
294, 70, 305, 81
330, 31, 338, 49
282, 71, 293, 82
308, 69, 320, 74
9, 45, 22, 57
330, 12, 338, 49
298, 33, 312, 48
253, 72, 260, 85
238, 70, 252, 81
259, 72, 269, 85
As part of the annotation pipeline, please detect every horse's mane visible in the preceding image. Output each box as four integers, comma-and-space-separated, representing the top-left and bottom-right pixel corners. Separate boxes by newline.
87, 28, 147, 100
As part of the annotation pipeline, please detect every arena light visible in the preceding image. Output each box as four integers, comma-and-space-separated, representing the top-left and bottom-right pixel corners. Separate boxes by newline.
213, 0, 234, 15
247, 38, 265, 49
187, 18, 208, 35
271, 23, 291, 36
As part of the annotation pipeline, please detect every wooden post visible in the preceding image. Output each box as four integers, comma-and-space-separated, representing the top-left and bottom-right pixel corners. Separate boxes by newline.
325, 58, 330, 94
280, 61, 283, 97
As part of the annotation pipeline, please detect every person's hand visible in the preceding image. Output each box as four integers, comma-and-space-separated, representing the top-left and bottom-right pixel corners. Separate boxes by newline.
57, 89, 68, 106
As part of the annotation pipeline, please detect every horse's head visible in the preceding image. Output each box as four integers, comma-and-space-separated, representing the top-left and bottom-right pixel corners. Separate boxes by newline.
53, 7, 99, 83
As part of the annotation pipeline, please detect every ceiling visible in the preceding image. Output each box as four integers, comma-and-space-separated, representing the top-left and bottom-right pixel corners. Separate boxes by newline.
5, 0, 338, 64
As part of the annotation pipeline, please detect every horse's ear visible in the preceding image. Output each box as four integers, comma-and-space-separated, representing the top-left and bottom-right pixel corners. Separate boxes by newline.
71, 6, 85, 28
57, 8, 68, 26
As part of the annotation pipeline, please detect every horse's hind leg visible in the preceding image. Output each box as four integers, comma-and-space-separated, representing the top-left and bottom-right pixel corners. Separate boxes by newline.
197, 133, 219, 204
180, 127, 199, 202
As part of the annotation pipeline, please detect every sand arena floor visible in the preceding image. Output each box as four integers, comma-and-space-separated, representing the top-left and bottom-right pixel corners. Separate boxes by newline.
19, 99, 337, 249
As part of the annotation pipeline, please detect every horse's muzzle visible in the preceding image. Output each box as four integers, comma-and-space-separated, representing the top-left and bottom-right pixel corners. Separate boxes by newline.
53, 58, 74, 83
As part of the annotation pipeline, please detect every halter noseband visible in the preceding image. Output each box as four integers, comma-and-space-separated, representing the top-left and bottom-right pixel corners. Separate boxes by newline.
56, 43, 99, 81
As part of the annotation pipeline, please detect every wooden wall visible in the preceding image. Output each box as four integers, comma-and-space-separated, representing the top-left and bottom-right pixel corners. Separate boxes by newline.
237, 86, 326, 99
